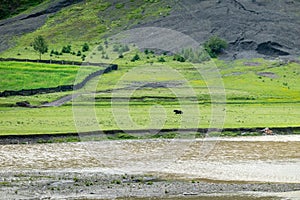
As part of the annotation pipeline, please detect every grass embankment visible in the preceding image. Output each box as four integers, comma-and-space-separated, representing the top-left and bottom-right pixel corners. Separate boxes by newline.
0, 53, 299, 135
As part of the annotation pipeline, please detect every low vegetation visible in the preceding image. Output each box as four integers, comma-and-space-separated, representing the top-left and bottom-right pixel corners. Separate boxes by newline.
0, 50, 299, 135
204, 36, 228, 58
0, 62, 101, 91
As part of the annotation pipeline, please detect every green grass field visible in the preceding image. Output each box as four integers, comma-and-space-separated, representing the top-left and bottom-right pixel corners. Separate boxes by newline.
0, 50, 299, 135
0, 61, 103, 91
0, 100, 299, 136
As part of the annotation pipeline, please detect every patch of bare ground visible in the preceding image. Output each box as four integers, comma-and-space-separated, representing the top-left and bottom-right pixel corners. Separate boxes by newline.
244, 62, 262, 66
257, 72, 278, 79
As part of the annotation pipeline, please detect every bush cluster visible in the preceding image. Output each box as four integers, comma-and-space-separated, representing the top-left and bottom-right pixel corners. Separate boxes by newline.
113, 44, 130, 54
61, 45, 71, 53
180, 47, 210, 63
82, 43, 89, 52
204, 36, 228, 58
131, 54, 140, 62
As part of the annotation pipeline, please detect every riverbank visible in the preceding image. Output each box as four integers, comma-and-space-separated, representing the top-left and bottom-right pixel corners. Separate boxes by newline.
1, 126, 300, 145
1, 136, 299, 199
1, 169, 299, 200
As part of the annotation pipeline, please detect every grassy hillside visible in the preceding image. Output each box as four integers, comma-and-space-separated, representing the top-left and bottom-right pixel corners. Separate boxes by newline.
0, 0, 171, 60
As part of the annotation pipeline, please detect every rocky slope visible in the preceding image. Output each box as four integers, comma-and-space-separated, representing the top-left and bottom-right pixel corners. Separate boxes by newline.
1, 0, 300, 58
136, 0, 300, 58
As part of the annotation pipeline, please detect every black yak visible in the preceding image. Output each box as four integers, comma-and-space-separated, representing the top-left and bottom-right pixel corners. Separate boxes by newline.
173, 109, 183, 114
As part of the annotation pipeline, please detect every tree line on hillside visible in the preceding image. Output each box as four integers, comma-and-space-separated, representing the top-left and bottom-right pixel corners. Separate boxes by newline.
32, 35, 90, 61
130, 36, 228, 63
32, 35, 228, 62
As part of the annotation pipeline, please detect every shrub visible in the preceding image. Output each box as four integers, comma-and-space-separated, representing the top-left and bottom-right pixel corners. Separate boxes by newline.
113, 44, 130, 54
180, 47, 210, 63
131, 54, 140, 62
104, 39, 109, 48
158, 57, 166, 62
82, 43, 89, 52
121, 45, 130, 52
204, 36, 228, 58
97, 45, 104, 51
77, 51, 82, 56
62, 45, 71, 53
173, 54, 185, 62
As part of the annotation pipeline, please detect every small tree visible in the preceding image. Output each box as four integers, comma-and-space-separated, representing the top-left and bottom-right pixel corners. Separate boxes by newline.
82, 43, 89, 52
62, 45, 71, 53
131, 54, 140, 62
158, 57, 166, 62
173, 54, 185, 62
204, 36, 228, 58
32, 35, 48, 60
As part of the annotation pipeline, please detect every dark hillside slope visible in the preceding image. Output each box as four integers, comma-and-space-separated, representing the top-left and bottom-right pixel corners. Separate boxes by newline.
0, 0, 83, 52
135, 0, 300, 58
0, 0, 45, 20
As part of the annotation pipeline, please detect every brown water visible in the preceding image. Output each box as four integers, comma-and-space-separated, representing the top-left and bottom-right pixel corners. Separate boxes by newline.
1, 135, 300, 183
0, 135, 300, 199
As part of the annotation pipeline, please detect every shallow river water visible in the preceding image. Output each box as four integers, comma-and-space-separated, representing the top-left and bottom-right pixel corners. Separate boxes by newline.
0, 135, 300, 199
2, 135, 299, 182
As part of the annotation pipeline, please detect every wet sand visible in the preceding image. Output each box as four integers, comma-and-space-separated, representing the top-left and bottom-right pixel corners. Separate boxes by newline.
0, 135, 300, 199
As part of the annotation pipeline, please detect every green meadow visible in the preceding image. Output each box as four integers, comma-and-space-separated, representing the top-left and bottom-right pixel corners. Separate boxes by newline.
0, 50, 299, 135
0, 99, 299, 136
0, 61, 103, 91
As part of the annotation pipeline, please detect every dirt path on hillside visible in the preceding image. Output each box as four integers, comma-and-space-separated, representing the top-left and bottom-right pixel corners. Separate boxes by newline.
41, 93, 80, 107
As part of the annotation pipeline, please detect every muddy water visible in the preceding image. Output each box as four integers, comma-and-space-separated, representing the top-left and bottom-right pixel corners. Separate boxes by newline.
0, 135, 300, 184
